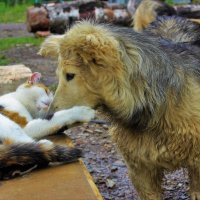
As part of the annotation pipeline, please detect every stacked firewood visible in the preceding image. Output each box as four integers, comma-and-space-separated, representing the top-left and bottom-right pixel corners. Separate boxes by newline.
27, 0, 200, 34
27, 0, 132, 34
175, 4, 200, 18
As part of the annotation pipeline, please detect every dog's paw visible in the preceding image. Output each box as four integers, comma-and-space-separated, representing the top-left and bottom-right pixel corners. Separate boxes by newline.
71, 106, 95, 122
191, 192, 200, 200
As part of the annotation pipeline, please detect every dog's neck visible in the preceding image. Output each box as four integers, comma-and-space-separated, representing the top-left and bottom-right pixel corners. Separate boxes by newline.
100, 84, 154, 132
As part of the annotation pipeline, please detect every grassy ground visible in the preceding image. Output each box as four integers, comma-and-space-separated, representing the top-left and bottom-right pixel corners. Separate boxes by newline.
0, 36, 43, 50
0, 1, 43, 65
165, 0, 174, 5
0, 54, 11, 65
0, 36, 43, 65
0, 2, 32, 23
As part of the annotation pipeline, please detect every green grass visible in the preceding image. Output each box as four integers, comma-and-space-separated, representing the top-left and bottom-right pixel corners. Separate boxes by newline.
0, 36, 44, 50
165, 0, 175, 5
0, 54, 11, 65
0, 2, 32, 23
0, 36, 44, 65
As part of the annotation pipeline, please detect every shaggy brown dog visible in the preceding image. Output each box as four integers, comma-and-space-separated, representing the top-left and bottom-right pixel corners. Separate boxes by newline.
145, 16, 200, 47
133, 0, 176, 32
40, 21, 200, 200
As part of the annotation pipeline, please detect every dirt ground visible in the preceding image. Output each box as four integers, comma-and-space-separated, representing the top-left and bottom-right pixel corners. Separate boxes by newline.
0, 23, 191, 200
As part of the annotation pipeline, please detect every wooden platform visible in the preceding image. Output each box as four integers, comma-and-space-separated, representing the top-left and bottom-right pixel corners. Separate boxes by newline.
0, 135, 103, 200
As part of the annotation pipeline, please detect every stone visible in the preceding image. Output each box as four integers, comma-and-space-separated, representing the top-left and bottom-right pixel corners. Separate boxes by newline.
0, 64, 32, 95
106, 178, 116, 188
27, 6, 50, 33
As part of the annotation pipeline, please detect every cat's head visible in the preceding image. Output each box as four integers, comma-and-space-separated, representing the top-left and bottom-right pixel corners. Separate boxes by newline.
16, 72, 53, 116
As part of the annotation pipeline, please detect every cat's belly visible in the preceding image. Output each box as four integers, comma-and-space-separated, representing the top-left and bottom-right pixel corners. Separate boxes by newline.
0, 114, 34, 143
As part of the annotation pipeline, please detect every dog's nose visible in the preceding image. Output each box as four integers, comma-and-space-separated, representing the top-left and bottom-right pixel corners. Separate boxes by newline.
43, 102, 58, 120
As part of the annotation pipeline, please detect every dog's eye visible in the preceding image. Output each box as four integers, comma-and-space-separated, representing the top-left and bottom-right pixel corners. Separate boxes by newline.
66, 73, 75, 81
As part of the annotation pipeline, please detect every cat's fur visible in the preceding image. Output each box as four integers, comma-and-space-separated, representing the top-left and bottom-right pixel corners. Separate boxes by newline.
0, 72, 95, 179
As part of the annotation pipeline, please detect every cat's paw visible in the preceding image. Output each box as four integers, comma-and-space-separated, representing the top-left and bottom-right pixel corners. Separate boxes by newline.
71, 106, 95, 122
52, 106, 95, 126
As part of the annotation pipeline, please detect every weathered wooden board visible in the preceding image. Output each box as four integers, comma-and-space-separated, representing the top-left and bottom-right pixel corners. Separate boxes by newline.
0, 134, 103, 200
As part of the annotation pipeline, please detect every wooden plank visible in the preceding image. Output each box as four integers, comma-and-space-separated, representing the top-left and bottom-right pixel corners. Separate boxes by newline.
0, 135, 103, 200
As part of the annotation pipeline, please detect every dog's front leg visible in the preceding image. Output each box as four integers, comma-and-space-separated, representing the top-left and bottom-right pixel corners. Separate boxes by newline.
189, 166, 200, 200
128, 166, 163, 200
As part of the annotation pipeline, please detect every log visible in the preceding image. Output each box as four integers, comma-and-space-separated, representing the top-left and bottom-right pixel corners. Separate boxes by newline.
26, 6, 50, 33
127, 0, 142, 15
35, 31, 51, 37
175, 5, 200, 18
0, 64, 32, 95
27, 0, 132, 34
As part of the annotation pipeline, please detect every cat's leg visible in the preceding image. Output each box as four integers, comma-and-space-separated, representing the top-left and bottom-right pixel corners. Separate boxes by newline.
189, 166, 200, 200
0, 114, 34, 143
0, 114, 53, 146
24, 106, 95, 139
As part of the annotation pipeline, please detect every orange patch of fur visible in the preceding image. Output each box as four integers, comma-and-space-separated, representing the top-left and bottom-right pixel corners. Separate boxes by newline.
0, 110, 28, 128
3, 138, 14, 145
24, 82, 50, 94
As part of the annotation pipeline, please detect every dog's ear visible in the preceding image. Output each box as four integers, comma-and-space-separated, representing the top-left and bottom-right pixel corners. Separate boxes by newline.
85, 34, 102, 47
38, 35, 64, 58
78, 33, 119, 67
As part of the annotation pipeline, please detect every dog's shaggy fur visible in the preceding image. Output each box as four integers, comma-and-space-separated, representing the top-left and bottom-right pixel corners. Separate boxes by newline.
40, 21, 200, 200
133, 0, 176, 32
145, 16, 200, 47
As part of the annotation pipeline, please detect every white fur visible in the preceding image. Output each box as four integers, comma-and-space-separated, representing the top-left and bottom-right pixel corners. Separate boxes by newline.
0, 93, 33, 121
0, 114, 34, 143
0, 83, 95, 143
0, 84, 53, 120
0, 114, 54, 145
16, 84, 53, 118
24, 106, 95, 138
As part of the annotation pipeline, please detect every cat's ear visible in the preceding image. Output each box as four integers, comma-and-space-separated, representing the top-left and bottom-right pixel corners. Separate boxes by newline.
28, 72, 41, 84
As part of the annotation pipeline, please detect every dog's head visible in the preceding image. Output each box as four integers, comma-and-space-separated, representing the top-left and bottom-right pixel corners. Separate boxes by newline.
39, 21, 125, 114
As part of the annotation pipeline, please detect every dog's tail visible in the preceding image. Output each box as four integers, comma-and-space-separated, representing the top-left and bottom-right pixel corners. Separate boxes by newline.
0, 142, 81, 167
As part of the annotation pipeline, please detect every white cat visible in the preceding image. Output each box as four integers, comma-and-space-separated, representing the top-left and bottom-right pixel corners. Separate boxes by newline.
0, 72, 95, 179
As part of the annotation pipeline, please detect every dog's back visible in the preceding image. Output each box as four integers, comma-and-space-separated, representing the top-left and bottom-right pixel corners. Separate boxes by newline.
146, 16, 200, 47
